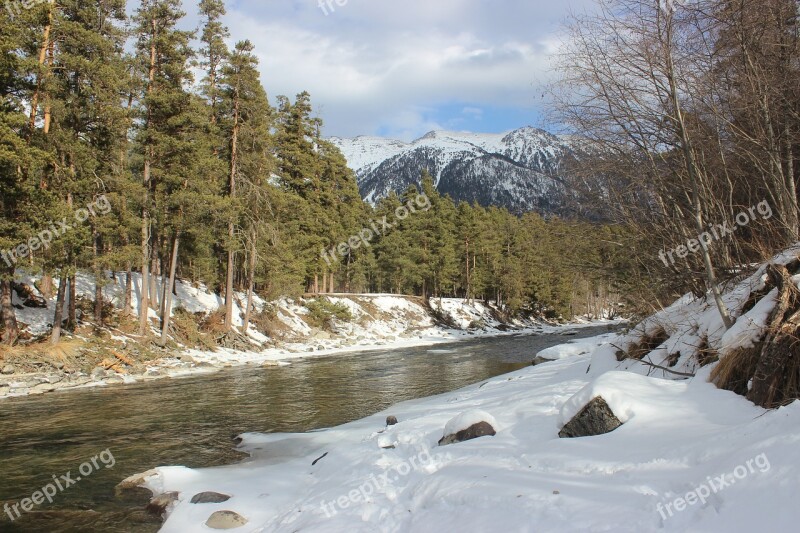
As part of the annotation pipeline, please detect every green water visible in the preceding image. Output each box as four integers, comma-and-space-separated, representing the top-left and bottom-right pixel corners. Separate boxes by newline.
0, 326, 614, 532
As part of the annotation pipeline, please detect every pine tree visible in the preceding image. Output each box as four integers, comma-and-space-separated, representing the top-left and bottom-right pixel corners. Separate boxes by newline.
0, 8, 46, 344
132, 0, 195, 337
219, 40, 274, 334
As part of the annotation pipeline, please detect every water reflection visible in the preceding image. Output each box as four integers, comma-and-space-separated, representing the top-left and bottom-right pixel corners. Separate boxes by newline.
0, 327, 613, 532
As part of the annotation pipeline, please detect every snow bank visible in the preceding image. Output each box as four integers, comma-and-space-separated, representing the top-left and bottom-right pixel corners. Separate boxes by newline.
138, 344, 796, 533
443, 409, 499, 436
127, 246, 800, 532
586, 244, 800, 379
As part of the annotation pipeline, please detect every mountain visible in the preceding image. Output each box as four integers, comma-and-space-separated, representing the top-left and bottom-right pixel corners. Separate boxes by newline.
329, 127, 577, 214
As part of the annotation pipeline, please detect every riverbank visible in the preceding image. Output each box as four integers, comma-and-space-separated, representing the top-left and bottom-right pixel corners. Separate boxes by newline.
125, 247, 800, 532
0, 310, 623, 400
129, 330, 799, 533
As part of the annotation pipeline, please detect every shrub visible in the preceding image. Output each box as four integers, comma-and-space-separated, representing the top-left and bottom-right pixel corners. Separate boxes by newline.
305, 299, 353, 331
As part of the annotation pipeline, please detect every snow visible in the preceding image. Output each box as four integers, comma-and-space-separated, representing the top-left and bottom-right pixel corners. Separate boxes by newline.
584, 244, 800, 379
5, 270, 620, 400
121, 245, 800, 532
134, 339, 799, 533
535, 333, 615, 361
443, 410, 499, 436
720, 288, 777, 355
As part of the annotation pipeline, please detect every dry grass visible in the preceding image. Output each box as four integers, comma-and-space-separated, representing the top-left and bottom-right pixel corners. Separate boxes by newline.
696, 336, 720, 367
711, 345, 762, 396
617, 326, 669, 361
250, 306, 293, 340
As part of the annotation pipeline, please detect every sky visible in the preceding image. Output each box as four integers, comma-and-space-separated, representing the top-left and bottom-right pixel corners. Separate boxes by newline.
174, 0, 596, 141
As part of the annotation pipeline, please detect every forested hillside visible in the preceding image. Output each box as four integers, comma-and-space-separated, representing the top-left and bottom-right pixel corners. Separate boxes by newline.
0, 0, 625, 347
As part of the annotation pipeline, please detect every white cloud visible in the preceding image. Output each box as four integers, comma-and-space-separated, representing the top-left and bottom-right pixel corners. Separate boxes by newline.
176, 0, 597, 139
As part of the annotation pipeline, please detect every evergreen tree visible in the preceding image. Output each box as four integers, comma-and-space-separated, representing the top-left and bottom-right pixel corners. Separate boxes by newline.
133, 0, 195, 336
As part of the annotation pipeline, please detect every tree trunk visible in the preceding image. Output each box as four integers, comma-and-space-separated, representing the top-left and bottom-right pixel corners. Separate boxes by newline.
139, 210, 151, 336
67, 273, 76, 331
747, 264, 800, 408
664, 12, 733, 330
159, 233, 181, 347
139, 18, 157, 337
123, 264, 133, 317
149, 252, 159, 310
242, 234, 256, 334
224, 87, 241, 332
93, 225, 103, 325
40, 274, 54, 299
27, 8, 53, 134
50, 273, 67, 345
0, 274, 19, 345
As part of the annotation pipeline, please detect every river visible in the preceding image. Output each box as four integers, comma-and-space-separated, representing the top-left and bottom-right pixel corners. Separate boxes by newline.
0, 325, 615, 532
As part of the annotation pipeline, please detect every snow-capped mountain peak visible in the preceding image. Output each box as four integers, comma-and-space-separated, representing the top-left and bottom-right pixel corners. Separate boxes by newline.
330, 127, 576, 214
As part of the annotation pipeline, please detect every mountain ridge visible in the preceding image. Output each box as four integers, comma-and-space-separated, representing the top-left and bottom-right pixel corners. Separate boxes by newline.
329, 126, 577, 214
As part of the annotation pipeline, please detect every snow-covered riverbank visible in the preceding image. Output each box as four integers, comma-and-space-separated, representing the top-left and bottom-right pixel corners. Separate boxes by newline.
0, 271, 623, 399
128, 329, 799, 532
125, 247, 800, 532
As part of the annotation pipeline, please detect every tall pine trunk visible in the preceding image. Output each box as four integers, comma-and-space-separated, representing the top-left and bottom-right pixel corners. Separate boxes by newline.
40, 275, 54, 299
0, 272, 19, 345
159, 233, 180, 347
93, 225, 103, 325
224, 86, 241, 332
242, 233, 256, 334
67, 273, 76, 330
50, 273, 67, 345
123, 264, 133, 317
27, 6, 53, 134
139, 20, 157, 337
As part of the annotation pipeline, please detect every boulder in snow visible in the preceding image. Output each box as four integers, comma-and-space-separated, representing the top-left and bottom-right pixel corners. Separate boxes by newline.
205, 510, 248, 529
558, 397, 622, 438
147, 491, 179, 517
191, 491, 231, 504
439, 410, 497, 446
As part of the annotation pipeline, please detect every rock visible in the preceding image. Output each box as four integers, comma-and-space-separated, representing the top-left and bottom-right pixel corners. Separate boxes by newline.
147, 492, 180, 517
1, 365, 15, 375
558, 397, 622, 438
438, 410, 498, 447
116, 469, 160, 497
311, 330, 333, 340
386, 416, 398, 426
90, 367, 108, 380
205, 510, 248, 529
32, 382, 57, 394
191, 492, 231, 504
439, 421, 497, 446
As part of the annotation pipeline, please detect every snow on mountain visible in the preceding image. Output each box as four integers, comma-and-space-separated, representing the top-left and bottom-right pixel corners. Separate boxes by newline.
330, 127, 577, 213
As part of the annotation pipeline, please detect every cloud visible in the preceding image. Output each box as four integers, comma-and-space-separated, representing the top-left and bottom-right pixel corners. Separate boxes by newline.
175, 0, 596, 140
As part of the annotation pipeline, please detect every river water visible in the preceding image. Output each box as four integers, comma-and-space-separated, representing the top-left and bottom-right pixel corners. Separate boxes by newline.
0, 326, 614, 532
